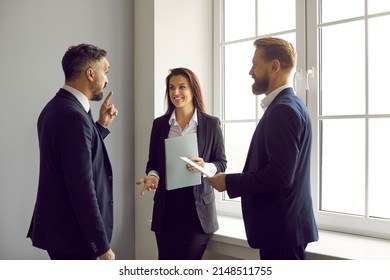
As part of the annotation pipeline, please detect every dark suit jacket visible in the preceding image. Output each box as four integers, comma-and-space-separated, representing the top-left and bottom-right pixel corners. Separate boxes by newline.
226, 88, 318, 249
147, 111, 227, 234
27, 89, 114, 258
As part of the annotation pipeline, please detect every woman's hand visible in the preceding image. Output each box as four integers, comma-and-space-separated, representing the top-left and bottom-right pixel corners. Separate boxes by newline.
135, 175, 159, 196
186, 157, 205, 172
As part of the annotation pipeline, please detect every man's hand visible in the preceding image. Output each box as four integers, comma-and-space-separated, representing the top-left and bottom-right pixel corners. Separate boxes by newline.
98, 91, 118, 128
207, 172, 227, 192
99, 248, 115, 260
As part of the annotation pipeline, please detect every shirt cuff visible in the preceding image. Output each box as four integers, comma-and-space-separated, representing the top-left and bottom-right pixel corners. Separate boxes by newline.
147, 170, 160, 179
204, 162, 217, 176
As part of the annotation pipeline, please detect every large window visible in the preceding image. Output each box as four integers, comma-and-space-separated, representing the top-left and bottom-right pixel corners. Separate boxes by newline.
214, 0, 390, 239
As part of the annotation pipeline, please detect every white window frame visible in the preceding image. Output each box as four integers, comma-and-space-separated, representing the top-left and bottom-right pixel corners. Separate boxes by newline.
214, 0, 390, 240
307, 0, 390, 240
213, 0, 307, 218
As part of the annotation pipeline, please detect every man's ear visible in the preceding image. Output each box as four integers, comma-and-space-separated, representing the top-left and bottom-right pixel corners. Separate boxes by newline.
272, 60, 280, 72
86, 67, 94, 82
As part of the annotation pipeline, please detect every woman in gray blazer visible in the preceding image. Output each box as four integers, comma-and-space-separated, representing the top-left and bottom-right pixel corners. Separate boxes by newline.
136, 68, 227, 259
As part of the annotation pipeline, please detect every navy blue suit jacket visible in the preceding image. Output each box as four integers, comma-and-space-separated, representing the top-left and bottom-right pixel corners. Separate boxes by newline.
226, 88, 318, 249
27, 89, 114, 257
147, 111, 227, 234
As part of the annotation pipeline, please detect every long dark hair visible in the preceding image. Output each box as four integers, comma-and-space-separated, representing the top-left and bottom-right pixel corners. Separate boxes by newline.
164, 67, 206, 115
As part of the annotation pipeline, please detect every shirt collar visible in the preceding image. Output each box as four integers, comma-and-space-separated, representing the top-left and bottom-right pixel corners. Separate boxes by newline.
63, 85, 90, 112
260, 84, 292, 111
169, 108, 198, 126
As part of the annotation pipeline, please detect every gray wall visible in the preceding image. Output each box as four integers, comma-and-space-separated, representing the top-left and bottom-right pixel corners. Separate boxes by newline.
0, 0, 135, 259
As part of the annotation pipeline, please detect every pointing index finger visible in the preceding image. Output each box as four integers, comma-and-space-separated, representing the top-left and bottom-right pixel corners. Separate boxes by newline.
103, 91, 113, 106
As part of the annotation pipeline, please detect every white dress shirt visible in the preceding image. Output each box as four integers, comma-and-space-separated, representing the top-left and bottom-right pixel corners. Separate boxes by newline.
63, 84, 90, 113
148, 108, 217, 179
260, 84, 292, 111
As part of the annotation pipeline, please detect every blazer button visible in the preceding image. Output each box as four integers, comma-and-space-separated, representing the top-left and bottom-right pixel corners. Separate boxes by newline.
109, 200, 114, 205
108, 176, 113, 181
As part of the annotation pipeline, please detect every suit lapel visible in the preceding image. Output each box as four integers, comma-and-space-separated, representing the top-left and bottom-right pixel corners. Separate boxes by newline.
161, 114, 171, 139
196, 111, 206, 157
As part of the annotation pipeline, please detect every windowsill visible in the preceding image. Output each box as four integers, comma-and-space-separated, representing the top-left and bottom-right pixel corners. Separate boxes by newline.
205, 215, 390, 260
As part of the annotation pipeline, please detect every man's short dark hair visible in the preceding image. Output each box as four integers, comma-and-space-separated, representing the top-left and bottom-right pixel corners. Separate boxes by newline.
62, 43, 107, 81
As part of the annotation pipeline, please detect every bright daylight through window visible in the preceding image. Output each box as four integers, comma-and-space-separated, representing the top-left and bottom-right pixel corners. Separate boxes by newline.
214, 0, 390, 239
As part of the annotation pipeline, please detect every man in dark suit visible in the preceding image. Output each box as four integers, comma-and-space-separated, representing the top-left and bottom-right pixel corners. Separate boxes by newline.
27, 44, 119, 260
208, 37, 318, 260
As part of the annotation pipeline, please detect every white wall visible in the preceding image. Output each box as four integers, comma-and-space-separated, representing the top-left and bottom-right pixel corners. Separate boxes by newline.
134, 0, 213, 259
0, 0, 134, 259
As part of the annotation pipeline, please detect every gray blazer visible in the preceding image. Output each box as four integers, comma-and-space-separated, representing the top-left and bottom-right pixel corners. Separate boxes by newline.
146, 111, 227, 234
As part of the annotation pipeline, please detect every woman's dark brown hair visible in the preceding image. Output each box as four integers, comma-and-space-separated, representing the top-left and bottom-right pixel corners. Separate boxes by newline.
165, 67, 206, 115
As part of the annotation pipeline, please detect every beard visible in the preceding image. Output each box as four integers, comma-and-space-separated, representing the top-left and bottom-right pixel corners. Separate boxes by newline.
251, 73, 270, 95
90, 82, 107, 101
91, 91, 103, 101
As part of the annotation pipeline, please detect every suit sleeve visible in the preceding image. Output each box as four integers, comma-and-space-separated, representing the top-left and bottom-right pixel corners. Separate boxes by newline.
58, 112, 110, 257
96, 122, 110, 139
226, 104, 302, 198
146, 118, 160, 174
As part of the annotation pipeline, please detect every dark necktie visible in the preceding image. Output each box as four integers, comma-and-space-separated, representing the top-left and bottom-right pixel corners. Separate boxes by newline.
87, 110, 94, 122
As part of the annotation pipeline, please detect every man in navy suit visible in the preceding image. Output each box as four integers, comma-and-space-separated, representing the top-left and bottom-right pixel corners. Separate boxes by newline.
27, 44, 119, 260
208, 37, 318, 260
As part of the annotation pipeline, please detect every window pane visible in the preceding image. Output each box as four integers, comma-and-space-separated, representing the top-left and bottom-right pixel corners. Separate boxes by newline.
368, 0, 390, 14
320, 0, 364, 23
224, 122, 256, 174
369, 119, 390, 219
224, 0, 255, 42
224, 41, 256, 120
258, 0, 295, 35
320, 119, 365, 215
320, 21, 365, 116
368, 15, 390, 114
